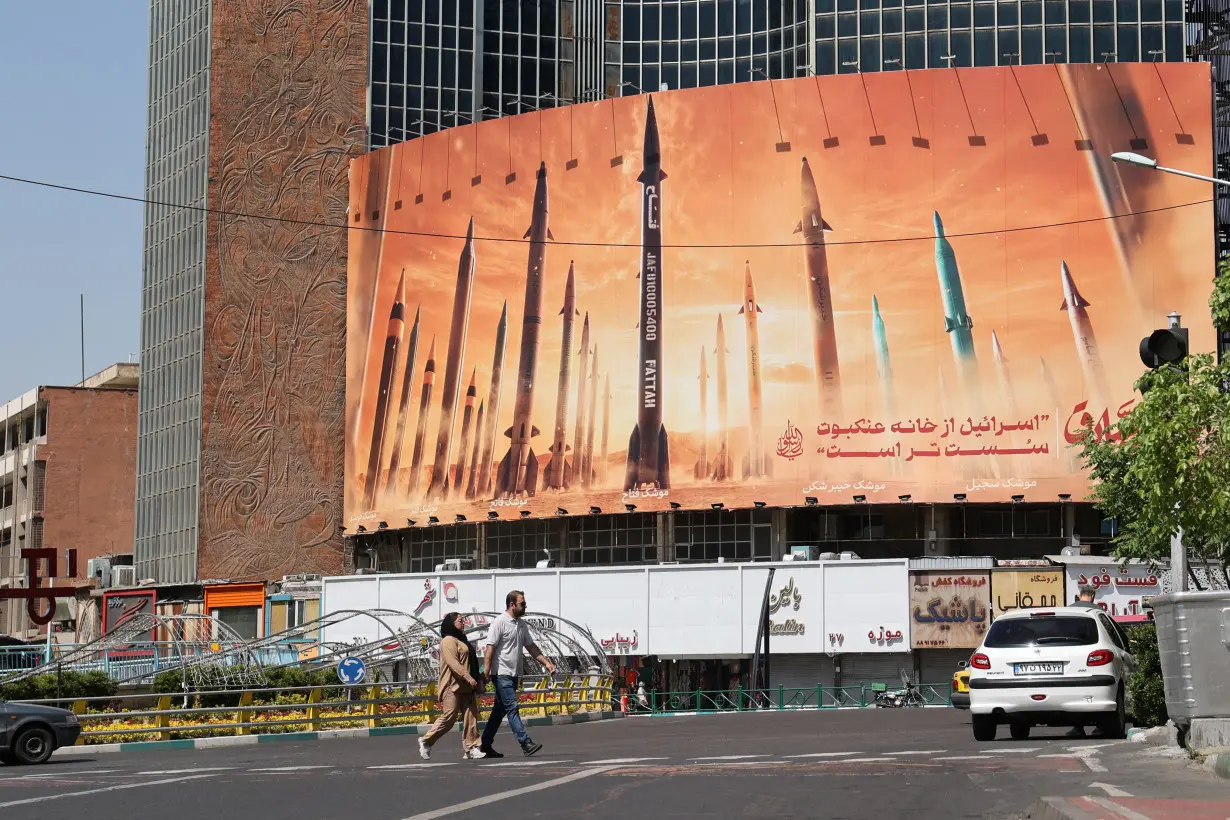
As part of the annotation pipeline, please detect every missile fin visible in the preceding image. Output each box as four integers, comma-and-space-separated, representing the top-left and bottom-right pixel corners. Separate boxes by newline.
503, 426, 514, 438
737, 306, 746, 315
495, 451, 513, 494
523, 227, 532, 239
624, 426, 642, 490
944, 316, 956, 332
793, 221, 803, 234
547, 228, 555, 241
821, 218, 834, 232
531, 425, 541, 437
756, 304, 763, 314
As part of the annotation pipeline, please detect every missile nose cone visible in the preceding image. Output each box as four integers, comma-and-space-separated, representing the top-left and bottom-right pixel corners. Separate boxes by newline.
933, 211, 945, 238
992, 330, 1005, 360
536, 161, 547, 179
872, 295, 881, 316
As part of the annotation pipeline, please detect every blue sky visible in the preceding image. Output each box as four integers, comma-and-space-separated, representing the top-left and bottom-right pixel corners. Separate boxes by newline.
0, 3, 147, 399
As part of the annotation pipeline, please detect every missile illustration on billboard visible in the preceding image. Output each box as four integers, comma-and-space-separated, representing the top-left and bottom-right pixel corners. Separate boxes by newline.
363, 271, 406, 511
407, 336, 437, 498
933, 210, 980, 397
599, 373, 610, 484
711, 314, 734, 482
570, 313, 592, 488
545, 264, 579, 490
426, 218, 478, 500
453, 368, 478, 493
1040, 356, 1080, 470
871, 296, 896, 420
496, 162, 553, 497
1060, 261, 1112, 405
583, 345, 599, 485
796, 157, 843, 420
740, 262, 769, 479
466, 399, 485, 499
991, 331, 1021, 419
624, 96, 671, 491
478, 302, 508, 496
383, 301, 420, 495
694, 347, 709, 480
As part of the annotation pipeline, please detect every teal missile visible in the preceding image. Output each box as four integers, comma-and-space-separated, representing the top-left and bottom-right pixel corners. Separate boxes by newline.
872, 295, 896, 419
933, 211, 976, 362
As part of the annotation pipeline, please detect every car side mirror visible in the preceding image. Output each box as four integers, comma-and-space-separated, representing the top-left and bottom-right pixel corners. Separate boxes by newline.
957, 661, 968, 669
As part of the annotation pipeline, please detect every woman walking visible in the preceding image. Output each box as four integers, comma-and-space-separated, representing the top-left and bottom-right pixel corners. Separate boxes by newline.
419, 612, 483, 760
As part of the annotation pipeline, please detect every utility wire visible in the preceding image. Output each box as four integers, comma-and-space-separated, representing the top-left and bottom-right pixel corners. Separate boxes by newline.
0, 171, 1213, 251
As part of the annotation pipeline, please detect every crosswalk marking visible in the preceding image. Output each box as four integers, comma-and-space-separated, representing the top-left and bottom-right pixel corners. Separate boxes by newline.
885, 750, 947, 756
581, 757, 668, 765
783, 752, 861, 759
482, 760, 574, 767
369, 763, 458, 770
688, 754, 771, 761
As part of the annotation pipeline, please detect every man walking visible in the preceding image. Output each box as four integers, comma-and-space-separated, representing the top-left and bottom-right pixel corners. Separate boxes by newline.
479, 590, 556, 758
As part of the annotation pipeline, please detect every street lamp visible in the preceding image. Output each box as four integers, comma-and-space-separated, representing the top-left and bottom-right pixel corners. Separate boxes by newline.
1110, 152, 1230, 187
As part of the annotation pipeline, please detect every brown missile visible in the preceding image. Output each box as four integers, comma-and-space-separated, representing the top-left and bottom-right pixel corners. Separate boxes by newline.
407, 335, 437, 498
496, 162, 553, 497
712, 314, 733, 481
478, 302, 508, 496
427, 218, 478, 500
796, 157, 843, 420
466, 399, 485, 499
453, 368, 478, 494
383, 300, 421, 495
363, 271, 406, 511
599, 373, 610, 484
694, 347, 709, 479
569, 312, 591, 489
583, 344, 599, 486
545, 264, 579, 489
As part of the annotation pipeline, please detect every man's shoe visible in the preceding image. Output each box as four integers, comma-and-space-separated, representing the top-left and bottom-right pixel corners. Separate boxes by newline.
479, 745, 504, 758
418, 738, 431, 760
521, 741, 543, 757
465, 747, 486, 760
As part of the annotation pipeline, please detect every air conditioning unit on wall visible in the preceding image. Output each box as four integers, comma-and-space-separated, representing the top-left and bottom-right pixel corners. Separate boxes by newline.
112, 566, 137, 587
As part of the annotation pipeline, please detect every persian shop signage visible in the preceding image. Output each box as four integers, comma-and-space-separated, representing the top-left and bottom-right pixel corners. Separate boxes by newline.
768, 576, 806, 636
1063, 564, 1160, 617
990, 569, 1063, 619
909, 571, 991, 649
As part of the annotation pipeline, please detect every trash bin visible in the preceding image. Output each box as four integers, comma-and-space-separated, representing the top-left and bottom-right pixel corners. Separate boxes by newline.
1150, 590, 1230, 731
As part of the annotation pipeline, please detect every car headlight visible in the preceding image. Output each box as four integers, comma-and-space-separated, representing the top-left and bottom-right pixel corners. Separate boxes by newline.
63, 713, 79, 725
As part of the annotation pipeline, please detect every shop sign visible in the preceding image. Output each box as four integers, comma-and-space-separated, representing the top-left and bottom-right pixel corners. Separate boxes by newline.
767, 576, 806, 636
990, 569, 1063, 619
909, 571, 991, 649
600, 631, 640, 653
1063, 564, 1161, 617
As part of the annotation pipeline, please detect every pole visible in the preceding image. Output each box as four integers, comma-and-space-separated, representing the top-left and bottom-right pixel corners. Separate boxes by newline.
80, 293, 85, 384
1171, 527, 1187, 593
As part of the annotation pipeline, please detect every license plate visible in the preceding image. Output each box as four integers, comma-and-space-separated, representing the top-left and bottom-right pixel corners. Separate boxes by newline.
1014, 662, 1064, 675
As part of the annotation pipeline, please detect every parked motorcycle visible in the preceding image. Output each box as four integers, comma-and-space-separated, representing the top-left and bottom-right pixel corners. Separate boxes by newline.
873, 672, 925, 708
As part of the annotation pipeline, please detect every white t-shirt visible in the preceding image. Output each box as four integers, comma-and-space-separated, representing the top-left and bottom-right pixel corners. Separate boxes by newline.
487, 612, 531, 677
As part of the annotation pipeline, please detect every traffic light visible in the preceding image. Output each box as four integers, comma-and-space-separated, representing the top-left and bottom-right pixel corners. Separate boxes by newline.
1139, 326, 1189, 369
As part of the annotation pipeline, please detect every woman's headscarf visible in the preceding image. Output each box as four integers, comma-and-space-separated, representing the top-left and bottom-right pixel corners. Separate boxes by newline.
440, 612, 481, 681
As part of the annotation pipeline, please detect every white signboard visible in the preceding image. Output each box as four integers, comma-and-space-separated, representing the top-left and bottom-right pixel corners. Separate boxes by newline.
1063, 562, 1161, 618
823, 561, 910, 654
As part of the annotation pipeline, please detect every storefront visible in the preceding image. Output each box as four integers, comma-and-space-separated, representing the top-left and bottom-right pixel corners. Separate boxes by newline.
909, 561, 994, 684
204, 582, 266, 640
321, 559, 912, 692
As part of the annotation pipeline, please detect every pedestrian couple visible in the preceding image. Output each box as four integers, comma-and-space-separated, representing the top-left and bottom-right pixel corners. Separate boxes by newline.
419, 590, 557, 760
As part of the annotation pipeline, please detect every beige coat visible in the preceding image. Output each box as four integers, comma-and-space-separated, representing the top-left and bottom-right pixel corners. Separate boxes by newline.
438, 635, 476, 695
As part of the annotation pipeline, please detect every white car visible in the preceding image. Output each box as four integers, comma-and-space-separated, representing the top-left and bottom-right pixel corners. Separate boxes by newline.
967, 606, 1135, 741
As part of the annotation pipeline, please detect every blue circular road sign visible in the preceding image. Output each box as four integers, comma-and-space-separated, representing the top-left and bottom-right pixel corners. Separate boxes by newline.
337, 656, 367, 685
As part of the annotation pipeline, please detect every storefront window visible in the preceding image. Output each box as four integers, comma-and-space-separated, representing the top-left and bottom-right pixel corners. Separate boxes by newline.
216, 606, 260, 640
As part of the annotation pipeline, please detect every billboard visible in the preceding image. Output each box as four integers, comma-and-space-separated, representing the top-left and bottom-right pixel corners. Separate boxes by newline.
347, 64, 1213, 528
909, 570, 991, 649
989, 567, 1065, 619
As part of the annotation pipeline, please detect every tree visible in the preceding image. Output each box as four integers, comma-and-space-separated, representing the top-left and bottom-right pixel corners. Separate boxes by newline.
1077, 267, 1230, 587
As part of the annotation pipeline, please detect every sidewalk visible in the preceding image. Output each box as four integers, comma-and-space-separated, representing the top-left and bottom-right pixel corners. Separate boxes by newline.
1031, 796, 1230, 820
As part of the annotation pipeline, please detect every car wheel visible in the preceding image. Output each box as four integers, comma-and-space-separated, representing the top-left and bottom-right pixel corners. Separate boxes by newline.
1010, 722, 1031, 740
12, 726, 54, 765
972, 715, 997, 741
1099, 686, 1128, 740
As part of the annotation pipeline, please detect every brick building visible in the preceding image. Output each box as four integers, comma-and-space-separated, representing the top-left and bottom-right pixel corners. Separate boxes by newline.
0, 363, 139, 638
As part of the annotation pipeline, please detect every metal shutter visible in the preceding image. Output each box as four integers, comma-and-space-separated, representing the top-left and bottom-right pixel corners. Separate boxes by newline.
918, 648, 972, 686
838, 653, 913, 689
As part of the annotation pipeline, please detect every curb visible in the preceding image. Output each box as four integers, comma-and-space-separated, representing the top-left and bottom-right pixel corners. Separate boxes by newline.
52, 710, 623, 758
1025, 797, 1102, 820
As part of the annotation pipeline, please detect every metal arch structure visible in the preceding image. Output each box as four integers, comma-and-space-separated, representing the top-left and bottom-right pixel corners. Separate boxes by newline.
438, 611, 614, 680
0, 612, 267, 690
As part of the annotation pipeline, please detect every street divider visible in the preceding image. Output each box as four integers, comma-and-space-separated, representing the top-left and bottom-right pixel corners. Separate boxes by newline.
622, 682, 954, 715
12, 675, 615, 745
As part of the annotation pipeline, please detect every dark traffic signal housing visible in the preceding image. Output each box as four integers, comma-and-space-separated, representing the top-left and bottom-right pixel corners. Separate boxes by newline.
1140, 326, 1189, 369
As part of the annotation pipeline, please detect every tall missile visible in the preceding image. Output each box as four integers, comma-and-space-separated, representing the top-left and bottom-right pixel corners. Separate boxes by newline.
363, 271, 406, 511
712, 314, 733, 481
426, 218, 478, 499
624, 95, 671, 491
599, 373, 610, 483
466, 400, 485, 499
933, 211, 980, 393
583, 345, 599, 485
407, 336, 437, 498
453, 368, 478, 493
1060, 261, 1112, 406
871, 296, 896, 420
478, 302, 508, 496
1041, 356, 1080, 471
740, 262, 768, 479
496, 162, 552, 496
569, 313, 592, 489
694, 347, 709, 480
991, 331, 1020, 419
383, 302, 420, 495
545, 263, 579, 489
796, 157, 843, 419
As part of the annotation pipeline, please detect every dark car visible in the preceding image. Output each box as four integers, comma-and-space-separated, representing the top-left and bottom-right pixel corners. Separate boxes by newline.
0, 701, 82, 764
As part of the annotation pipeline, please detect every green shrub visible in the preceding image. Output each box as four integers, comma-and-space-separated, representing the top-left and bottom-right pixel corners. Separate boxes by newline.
0, 670, 119, 702
1127, 624, 1168, 728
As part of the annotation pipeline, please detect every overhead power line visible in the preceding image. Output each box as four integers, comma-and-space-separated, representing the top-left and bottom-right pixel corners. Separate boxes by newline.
0, 172, 1213, 250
